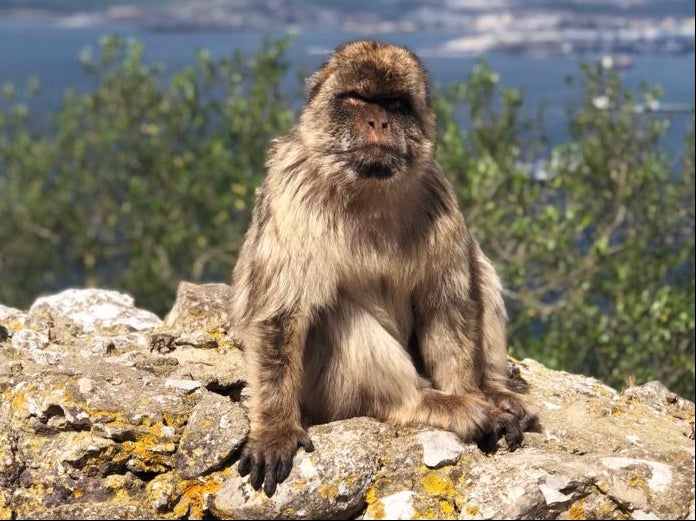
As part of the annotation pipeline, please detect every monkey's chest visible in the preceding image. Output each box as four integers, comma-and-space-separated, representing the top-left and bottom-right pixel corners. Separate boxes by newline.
339, 272, 413, 339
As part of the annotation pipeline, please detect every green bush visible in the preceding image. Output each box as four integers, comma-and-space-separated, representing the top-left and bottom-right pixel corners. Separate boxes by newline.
1, 37, 693, 398
1, 36, 293, 314
435, 60, 694, 399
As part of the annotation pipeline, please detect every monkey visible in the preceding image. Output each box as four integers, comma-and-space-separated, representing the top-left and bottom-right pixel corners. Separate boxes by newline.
229, 40, 538, 497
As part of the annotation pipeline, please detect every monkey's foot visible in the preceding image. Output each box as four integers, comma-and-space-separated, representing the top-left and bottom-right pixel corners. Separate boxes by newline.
411, 389, 524, 453
472, 405, 524, 453
485, 388, 541, 434
237, 426, 314, 497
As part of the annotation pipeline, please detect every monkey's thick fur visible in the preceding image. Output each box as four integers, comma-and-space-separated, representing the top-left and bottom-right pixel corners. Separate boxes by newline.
230, 40, 538, 496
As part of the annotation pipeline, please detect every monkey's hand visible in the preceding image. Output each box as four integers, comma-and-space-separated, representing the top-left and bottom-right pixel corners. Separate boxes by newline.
238, 426, 315, 497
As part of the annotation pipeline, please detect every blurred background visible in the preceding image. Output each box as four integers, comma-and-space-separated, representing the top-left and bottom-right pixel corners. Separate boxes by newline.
0, 1, 694, 398
1, 1, 694, 146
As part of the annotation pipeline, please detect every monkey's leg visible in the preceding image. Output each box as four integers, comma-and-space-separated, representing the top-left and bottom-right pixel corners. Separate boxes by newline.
303, 297, 519, 451
386, 387, 523, 453
302, 295, 424, 424
237, 314, 315, 497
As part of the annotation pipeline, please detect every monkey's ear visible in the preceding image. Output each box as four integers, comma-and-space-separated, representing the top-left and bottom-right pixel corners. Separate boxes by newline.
305, 70, 323, 102
305, 59, 334, 103
305, 65, 329, 103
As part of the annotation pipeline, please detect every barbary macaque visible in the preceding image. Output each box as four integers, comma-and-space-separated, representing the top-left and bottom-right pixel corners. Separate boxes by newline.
229, 40, 538, 497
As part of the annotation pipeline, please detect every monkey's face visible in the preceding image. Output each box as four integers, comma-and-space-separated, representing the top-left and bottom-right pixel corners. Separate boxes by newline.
303, 41, 437, 182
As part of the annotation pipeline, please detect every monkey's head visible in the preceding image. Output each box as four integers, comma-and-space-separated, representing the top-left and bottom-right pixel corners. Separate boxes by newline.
300, 40, 437, 182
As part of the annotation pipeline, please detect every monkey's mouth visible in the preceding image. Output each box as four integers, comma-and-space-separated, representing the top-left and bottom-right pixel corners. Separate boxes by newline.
344, 144, 407, 180
351, 143, 403, 157
356, 162, 395, 180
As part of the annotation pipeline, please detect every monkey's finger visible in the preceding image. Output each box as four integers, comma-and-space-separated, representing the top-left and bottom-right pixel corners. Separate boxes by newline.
520, 411, 541, 433
263, 462, 279, 497
476, 429, 499, 454
249, 456, 265, 491
263, 476, 277, 498
276, 454, 293, 484
500, 416, 523, 451
505, 432, 522, 451
298, 434, 314, 453
237, 452, 252, 477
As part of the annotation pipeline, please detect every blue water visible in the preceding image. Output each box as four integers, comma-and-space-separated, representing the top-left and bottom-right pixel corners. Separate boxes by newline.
0, 21, 694, 154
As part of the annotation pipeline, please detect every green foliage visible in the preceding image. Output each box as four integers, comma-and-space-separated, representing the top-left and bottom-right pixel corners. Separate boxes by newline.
0, 38, 693, 398
435, 60, 694, 399
1, 35, 293, 314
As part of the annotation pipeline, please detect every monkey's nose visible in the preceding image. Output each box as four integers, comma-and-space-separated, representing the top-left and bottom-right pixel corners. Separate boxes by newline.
367, 119, 389, 130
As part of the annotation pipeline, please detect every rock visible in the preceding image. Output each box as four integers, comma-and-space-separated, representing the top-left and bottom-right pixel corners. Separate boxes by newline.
417, 430, 467, 469
164, 378, 203, 392
11, 329, 49, 351
150, 332, 177, 354
162, 281, 235, 334
622, 380, 695, 419
364, 490, 415, 520
175, 330, 219, 349
29, 288, 162, 334
0, 303, 30, 331
176, 391, 249, 479
210, 418, 389, 520
0, 284, 693, 520
10, 328, 62, 365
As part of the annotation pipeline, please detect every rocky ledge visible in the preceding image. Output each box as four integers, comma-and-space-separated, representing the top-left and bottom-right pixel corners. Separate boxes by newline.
0, 283, 693, 520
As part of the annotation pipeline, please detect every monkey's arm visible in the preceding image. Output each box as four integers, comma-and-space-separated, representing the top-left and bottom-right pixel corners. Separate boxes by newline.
237, 310, 315, 497
413, 227, 537, 446
412, 232, 486, 396
232, 185, 335, 496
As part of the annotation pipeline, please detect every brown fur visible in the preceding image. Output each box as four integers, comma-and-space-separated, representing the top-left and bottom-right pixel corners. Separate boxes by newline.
231, 40, 538, 497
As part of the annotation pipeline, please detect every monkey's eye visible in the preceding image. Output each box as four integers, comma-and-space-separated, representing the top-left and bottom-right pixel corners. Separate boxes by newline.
342, 91, 368, 106
382, 97, 404, 110
339, 92, 409, 112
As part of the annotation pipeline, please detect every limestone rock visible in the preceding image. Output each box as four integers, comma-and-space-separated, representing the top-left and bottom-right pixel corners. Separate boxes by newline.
10, 329, 49, 351
0, 304, 33, 333
29, 288, 162, 334
162, 281, 235, 333
210, 418, 389, 520
417, 430, 467, 469
176, 391, 249, 479
0, 284, 693, 520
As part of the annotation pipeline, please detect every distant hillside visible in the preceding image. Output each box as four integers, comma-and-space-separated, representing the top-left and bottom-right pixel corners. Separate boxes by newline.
0, 0, 171, 15
2, 0, 694, 24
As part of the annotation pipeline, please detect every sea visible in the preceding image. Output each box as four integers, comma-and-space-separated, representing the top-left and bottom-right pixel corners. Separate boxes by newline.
0, 20, 694, 157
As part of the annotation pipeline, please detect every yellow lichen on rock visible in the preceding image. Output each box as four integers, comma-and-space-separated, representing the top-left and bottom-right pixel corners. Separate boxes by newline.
419, 470, 462, 518
364, 486, 386, 520
420, 471, 454, 497
566, 498, 586, 520
207, 328, 233, 349
365, 485, 379, 504
438, 499, 455, 515
318, 482, 339, 500
162, 410, 188, 429
464, 504, 479, 516
173, 478, 224, 520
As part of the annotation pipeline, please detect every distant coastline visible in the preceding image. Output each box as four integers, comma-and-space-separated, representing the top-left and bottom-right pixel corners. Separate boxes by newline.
1, 0, 694, 58
1, 2, 693, 160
